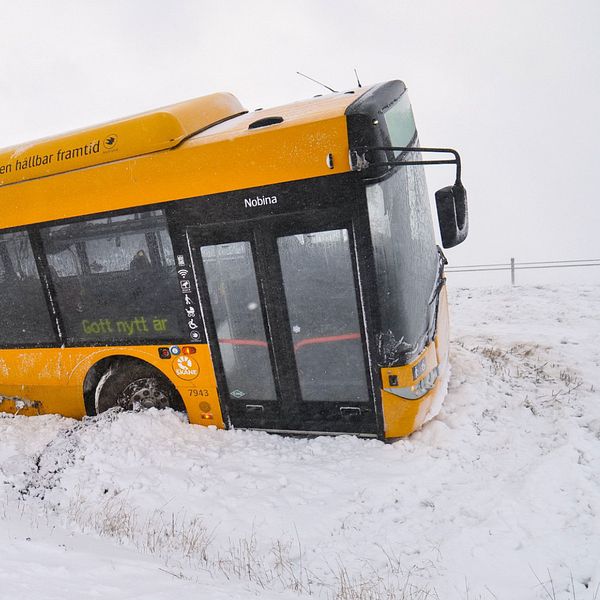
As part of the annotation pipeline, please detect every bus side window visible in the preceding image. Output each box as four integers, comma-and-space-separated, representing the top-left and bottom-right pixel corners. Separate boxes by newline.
0, 231, 56, 346
46, 242, 82, 277
157, 230, 175, 268
40, 210, 186, 344
87, 232, 150, 273
0, 244, 10, 281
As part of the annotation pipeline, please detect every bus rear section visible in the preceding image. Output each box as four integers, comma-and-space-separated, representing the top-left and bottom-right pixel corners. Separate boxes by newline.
0, 79, 467, 439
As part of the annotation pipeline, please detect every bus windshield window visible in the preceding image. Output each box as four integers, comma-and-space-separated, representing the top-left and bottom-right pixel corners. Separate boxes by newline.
366, 156, 438, 365
0, 231, 56, 345
383, 93, 416, 153
40, 210, 185, 344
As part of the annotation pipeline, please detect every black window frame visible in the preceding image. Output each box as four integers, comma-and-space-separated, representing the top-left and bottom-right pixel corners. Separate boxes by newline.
0, 226, 61, 349
38, 209, 188, 347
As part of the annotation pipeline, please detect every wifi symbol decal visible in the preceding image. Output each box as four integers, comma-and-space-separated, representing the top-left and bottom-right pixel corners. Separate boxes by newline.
178, 269, 189, 278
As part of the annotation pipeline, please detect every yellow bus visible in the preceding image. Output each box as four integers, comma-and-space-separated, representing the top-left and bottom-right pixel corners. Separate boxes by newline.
0, 79, 467, 439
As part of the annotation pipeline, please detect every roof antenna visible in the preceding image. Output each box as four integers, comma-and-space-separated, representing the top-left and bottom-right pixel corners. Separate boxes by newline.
296, 71, 337, 93
354, 68, 362, 88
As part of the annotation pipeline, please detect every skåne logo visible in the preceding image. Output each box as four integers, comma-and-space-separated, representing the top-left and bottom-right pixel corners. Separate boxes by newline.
172, 355, 199, 380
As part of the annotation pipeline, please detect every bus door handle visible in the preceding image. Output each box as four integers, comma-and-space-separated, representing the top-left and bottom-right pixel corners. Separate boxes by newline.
340, 406, 361, 419
245, 404, 264, 414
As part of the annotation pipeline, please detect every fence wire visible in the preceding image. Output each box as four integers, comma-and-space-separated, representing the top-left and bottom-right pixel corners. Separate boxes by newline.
445, 258, 600, 283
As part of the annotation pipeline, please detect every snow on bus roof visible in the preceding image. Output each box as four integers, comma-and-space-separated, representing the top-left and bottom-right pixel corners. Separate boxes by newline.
0, 92, 245, 188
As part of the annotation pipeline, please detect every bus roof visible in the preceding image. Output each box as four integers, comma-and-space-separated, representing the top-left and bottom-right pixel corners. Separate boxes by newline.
0, 92, 245, 187
0, 84, 379, 229
188, 90, 363, 142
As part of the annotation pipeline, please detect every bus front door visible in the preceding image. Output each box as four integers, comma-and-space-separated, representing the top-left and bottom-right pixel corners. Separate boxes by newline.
190, 219, 378, 436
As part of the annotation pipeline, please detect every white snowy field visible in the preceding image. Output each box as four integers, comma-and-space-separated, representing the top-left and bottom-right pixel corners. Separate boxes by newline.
0, 284, 599, 600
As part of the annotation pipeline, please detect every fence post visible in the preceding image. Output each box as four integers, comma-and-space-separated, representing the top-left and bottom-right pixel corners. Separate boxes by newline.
510, 257, 515, 285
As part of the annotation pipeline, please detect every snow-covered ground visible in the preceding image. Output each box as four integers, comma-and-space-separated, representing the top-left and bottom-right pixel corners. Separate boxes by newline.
1, 284, 599, 600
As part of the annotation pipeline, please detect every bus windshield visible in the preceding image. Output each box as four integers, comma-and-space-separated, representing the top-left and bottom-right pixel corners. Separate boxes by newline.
383, 92, 417, 152
366, 155, 440, 365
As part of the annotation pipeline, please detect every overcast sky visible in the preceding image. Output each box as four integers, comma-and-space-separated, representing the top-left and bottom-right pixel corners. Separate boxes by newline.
1, 0, 598, 284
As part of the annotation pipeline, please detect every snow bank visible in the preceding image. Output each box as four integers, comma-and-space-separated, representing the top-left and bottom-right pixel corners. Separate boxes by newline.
1, 284, 599, 599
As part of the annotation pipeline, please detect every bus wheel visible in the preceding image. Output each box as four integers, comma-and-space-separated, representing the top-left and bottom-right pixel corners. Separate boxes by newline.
95, 361, 176, 414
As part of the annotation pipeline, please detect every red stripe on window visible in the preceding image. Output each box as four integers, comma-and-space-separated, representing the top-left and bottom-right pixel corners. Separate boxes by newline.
294, 333, 360, 351
217, 334, 361, 351
219, 338, 269, 347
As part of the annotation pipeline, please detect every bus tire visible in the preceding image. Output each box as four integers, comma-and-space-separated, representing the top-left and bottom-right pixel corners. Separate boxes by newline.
95, 360, 181, 414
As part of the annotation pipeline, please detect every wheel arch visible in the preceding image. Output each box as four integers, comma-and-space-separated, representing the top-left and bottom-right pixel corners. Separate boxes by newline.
82, 354, 186, 416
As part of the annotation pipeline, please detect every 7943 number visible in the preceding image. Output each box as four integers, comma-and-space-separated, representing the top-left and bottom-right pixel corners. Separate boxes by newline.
188, 389, 210, 397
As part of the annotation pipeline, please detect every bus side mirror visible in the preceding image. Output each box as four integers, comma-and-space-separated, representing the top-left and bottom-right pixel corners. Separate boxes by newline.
435, 182, 469, 248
